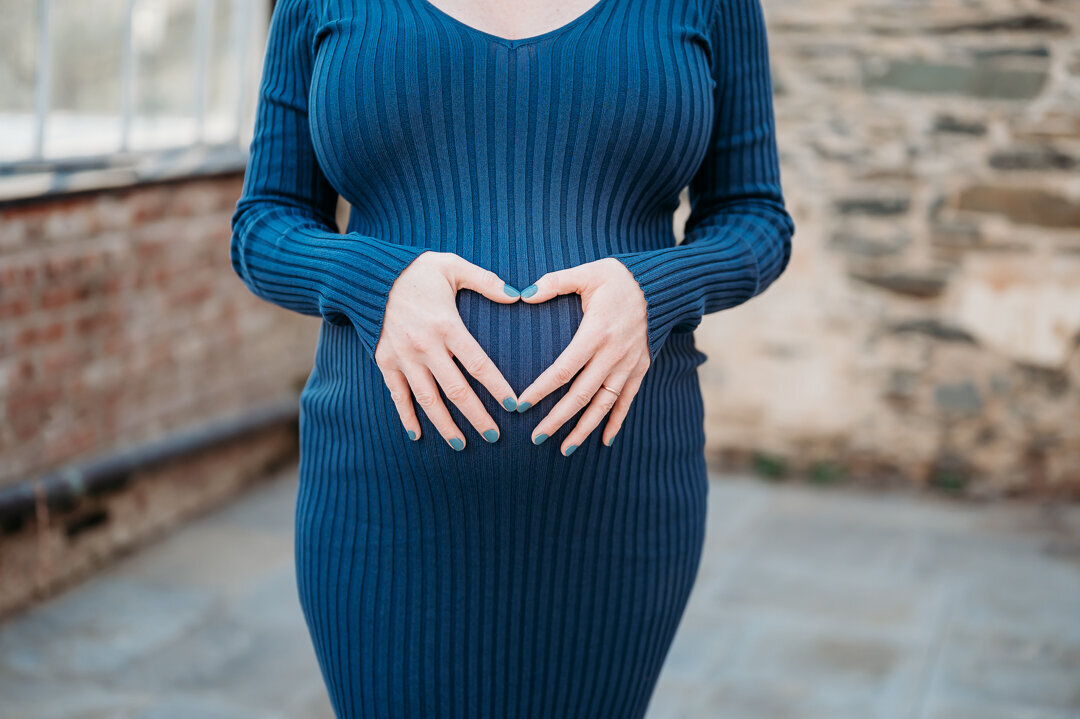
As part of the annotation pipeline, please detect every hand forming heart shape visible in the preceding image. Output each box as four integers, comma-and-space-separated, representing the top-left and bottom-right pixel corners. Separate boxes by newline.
373, 251, 651, 456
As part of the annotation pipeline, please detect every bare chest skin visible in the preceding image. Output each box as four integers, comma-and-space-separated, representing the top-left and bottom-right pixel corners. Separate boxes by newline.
420, 0, 608, 40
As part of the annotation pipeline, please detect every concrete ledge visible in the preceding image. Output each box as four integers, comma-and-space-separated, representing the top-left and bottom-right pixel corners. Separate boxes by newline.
0, 400, 299, 621
0, 144, 248, 207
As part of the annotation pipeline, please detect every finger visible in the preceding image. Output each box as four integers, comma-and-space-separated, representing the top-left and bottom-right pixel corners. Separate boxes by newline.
602, 369, 646, 447
518, 265, 592, 303
517, 322, 603, 410
445, 325, 519, 412
529, 352, 613, 450
448, 254, 522, 304
384, 368, 421, 441
427, 352, 501, 443
400, 361, 467, 451
560, 363, 635, 455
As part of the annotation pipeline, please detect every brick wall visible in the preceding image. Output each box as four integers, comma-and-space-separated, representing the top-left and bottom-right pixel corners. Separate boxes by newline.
0, 175, 317, 485
0, 174, 320, 617
692, 0, 1080, 496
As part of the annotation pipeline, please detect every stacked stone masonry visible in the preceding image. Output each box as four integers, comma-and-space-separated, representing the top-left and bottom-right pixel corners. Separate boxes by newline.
700, 0, 1080, 495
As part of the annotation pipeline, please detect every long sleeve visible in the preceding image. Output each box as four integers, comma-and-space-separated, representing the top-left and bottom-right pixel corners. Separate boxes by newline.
230, 0, 429, 360
610, 0, 795, 362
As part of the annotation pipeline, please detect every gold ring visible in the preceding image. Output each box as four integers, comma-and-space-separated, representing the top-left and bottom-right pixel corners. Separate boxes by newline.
600, 383, 620, 397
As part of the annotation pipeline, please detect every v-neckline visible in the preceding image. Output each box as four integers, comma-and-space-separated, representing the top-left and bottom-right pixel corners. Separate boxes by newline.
413, 0, 614, 49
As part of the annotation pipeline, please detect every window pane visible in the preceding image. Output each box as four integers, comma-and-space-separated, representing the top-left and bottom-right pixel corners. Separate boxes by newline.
0, 1, 36, 113
47, 0, 126, 157
129, 0, 198, 150
0, 0, 37, 161
0, 0, 268, 167
205, 0, 239, 144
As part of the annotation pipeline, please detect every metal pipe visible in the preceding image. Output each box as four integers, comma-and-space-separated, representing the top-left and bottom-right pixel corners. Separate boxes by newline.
0, 398, 299, 532
230, 0, 253, 148
193, 0, 214, 143
119, 0, 138, 152
32, 0, 52, 159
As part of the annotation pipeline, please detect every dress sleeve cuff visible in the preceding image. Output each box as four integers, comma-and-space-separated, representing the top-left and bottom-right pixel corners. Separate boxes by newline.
609, 234, 759, 362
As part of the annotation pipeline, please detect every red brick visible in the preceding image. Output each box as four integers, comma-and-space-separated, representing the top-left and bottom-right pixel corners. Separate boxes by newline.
39, 286, 79, 311
15, 321, 65, 350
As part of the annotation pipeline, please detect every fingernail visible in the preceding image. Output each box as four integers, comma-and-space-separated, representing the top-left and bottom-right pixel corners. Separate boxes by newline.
503, 283, 520, 298
407, 429, 417, 440
563, 444, 578, 456
520, 284, 538, 298
448, 437, 465, 451
605, 434, 615, 446
532, 433, 548, 445
516, 401, 531, 413
502, 396, 517, 411
483, 429, 499, 443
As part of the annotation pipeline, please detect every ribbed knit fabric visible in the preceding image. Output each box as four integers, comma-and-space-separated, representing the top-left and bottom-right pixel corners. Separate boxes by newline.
230, 0, 793, 716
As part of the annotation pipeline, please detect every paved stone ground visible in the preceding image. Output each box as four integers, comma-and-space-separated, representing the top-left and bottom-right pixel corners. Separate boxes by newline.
2, 466, 1079, 719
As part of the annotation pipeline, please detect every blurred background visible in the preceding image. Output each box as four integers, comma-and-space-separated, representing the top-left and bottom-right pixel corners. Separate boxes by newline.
0, 0, 1078, 717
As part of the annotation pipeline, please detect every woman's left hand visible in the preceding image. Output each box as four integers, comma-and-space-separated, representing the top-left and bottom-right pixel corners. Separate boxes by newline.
516, 257, 651, 455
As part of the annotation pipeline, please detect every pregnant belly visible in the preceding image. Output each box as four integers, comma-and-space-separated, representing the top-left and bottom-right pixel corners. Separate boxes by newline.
303, 283, 705, 472
455, 288, 584, 397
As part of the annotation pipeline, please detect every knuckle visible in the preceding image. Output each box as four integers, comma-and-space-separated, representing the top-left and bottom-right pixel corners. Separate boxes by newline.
444, 382, 471, 402
554, 364, 575, 384
420, 336, 450, 357
433, 320, 456, 338
572, 390, 593, 408
462, 354, 488, 377
403, 327, 428, 350
414, 391, 438, 408
375, 344, 398, 368
432, 251, 455, 269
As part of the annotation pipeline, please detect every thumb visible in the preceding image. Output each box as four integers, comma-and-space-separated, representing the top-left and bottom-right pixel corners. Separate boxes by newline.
519, 265, 590, 303
449, 255, 521, 304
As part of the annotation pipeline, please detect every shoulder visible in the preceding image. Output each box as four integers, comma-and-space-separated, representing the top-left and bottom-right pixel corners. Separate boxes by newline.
272, 0, 312, 22
708, 0, 769, 22
266, 0, 328, 62
701, 0, 770, 41
269, 0, 323, 34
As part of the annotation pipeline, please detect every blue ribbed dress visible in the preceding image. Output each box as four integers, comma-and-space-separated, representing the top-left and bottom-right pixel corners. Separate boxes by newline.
230, 0, 793, 716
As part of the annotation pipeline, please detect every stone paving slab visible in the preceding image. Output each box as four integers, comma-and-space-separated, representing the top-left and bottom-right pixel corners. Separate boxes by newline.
1, 467, 1078, 719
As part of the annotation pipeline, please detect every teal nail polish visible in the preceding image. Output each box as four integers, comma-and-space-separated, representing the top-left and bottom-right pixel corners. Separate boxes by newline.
605, 435, 615, 446
483, 429, 499, 443
407, 429, 417, 440
502, 396, 517, 411
533, 433, 548, 445
503, 283, 520, 298
520, 284, 538, 298
564, 444, 578, 456
448, 437, 465, 451
516, 401, 531, 413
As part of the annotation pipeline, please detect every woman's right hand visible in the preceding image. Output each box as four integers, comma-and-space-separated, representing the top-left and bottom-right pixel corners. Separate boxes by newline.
373, 250, 521, 449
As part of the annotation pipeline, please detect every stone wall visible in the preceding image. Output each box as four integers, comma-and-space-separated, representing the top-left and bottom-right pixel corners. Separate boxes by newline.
692, 0, 1080, 495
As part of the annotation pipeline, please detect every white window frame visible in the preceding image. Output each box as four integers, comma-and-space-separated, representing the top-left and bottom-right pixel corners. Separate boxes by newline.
0, 0, 270, 203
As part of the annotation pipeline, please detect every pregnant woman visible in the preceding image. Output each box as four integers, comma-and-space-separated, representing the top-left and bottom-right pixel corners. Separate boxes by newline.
230, 0, 794, 715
